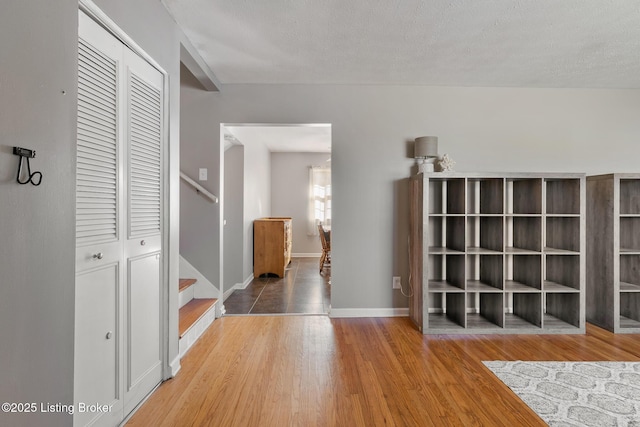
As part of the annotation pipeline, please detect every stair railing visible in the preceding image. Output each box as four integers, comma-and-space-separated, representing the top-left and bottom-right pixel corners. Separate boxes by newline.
180, 171, 219, 203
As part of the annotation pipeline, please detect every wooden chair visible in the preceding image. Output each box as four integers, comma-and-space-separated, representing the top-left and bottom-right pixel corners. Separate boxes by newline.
318, 223, 331, 274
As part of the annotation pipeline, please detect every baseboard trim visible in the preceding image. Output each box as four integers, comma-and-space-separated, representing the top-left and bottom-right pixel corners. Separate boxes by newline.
238, 274, 253, 290
329, 308, 409, 318
292, 253, 321, 258
169, 356, 181, 378
223, 286, 236, 301
223, 274, 254, 302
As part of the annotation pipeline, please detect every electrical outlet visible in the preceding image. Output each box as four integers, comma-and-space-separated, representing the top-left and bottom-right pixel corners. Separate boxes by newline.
393, 276, 401, 289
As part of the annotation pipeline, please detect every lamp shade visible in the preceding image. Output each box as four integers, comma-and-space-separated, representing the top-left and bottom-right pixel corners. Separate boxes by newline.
414, 136, 438, 158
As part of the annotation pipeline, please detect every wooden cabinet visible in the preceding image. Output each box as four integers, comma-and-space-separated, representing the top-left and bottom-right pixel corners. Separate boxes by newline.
410, 172, 585, 334
587, 174, 640, 333
254, 217, 292, 278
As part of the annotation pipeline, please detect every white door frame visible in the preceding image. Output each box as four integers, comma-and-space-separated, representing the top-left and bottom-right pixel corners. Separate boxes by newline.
78, 0, 172, 379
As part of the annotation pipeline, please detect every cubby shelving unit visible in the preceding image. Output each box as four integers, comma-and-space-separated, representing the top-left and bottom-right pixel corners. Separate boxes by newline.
409, 172, 586, 334
587, 174, 640, 333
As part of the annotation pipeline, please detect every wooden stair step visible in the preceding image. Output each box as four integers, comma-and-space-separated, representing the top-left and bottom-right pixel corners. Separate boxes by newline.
179, 298, 217, 338
179, 278, 197, 292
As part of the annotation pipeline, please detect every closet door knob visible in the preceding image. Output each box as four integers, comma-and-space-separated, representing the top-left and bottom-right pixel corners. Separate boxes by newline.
106, 331, 113, 339
93, 253, 104, 260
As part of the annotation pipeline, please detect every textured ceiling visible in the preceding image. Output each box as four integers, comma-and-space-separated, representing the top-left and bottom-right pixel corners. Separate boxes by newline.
164, 0, 640, 88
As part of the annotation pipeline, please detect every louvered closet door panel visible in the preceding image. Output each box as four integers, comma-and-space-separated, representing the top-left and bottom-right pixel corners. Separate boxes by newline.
75, 15, 124, 273
124, 47, 163, 258
77, 38, 119, 246
128, 71, 162, 239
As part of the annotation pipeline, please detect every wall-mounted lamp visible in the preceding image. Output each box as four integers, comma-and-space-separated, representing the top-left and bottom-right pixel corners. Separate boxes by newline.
414, 136, 438, 173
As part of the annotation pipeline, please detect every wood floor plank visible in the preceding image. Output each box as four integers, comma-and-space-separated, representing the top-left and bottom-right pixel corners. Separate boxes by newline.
127, 316, 640, 427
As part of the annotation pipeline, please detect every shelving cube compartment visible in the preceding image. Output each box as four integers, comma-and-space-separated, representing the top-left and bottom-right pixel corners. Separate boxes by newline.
466, 254, 504, 330
620, 217, 640, 252
467, 216, 503, 253
618, 255, 640, 329
466, 177, 504, 254
507, 216, 542, 253
547, 178, 581, 215
545, 293, 582, 329
467, 178, 504, 215
505, 254, 543, 329
467, 293, 505, 330
427, 254, 466, 330
545, 254, 580, 292
466, 254, 503, 291
506, 255, 542, 291
428, 292, 466, 331
507, 292, 543, 329
587, 174, 640, 333
428, 216, 466, 253
546, 217, 581, 253
429, 178, 465, 215
507, 178, 542, 215
428, 254, 465, 289
544, 254, 582, 329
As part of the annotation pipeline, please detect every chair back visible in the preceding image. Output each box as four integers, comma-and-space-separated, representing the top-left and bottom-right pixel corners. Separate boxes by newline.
318, 223, 330, 251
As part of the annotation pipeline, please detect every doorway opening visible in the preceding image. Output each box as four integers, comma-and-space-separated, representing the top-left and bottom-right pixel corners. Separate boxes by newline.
220, 123, 332, 315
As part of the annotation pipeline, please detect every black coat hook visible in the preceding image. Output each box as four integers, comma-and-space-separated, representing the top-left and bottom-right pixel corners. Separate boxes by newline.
13, 146, 42, 186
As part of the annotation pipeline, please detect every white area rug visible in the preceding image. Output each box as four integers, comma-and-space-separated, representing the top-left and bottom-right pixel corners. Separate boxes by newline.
483, 361, 640, 427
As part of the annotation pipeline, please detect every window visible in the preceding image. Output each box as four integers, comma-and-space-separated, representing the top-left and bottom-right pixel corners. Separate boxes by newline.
308, 166, 331, 235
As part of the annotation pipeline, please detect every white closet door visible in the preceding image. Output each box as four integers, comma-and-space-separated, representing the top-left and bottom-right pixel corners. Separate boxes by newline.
75, 11, 125, 427
122, 46, 163, 414
76, 9, 164, 427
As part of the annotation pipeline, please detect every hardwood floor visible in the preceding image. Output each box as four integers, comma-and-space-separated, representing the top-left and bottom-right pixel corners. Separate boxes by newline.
224, 257, 331, 315
127, 317, 640, 426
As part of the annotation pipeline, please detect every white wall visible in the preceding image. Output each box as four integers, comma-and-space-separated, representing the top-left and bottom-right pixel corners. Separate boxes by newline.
0, 2, 181, 425
187, 84, 640, 315
180, 65, 221, 287
241, 137, 272, 281
271, 152, 331, 255
224, 145, 244, 289
181, 114, 272, 288
0, 2, 77, 425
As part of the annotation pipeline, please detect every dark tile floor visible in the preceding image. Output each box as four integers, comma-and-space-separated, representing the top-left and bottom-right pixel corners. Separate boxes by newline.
224, 257, 331, 315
